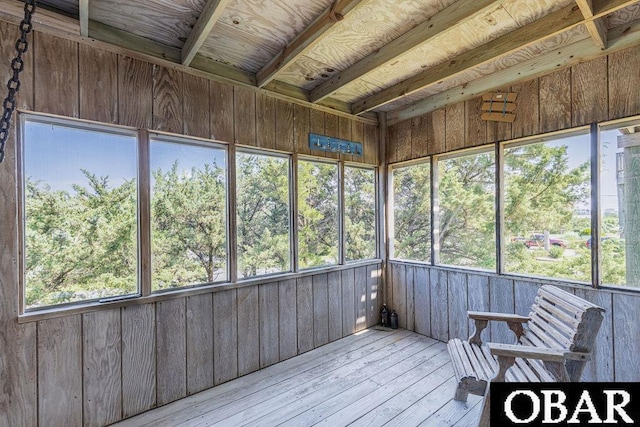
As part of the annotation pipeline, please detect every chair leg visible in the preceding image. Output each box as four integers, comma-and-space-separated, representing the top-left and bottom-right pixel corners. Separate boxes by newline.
454, 381, 469, 402
477, 387, 490, 427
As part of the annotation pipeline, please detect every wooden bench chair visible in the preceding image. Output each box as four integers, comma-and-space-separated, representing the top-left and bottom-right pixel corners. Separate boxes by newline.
447, 285, 605, 426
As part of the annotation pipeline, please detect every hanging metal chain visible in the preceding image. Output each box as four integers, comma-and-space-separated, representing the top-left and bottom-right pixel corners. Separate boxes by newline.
0, 0, 36, 163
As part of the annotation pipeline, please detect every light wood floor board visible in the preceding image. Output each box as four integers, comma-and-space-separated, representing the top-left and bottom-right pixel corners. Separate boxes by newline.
112, 328, 482, 427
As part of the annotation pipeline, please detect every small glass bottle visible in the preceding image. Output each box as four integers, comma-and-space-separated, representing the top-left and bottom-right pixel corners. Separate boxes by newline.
381, 304, 389, 327
390, 310, 398, 329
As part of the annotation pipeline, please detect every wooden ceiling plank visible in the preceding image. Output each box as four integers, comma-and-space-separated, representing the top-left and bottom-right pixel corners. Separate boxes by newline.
576, 0, 607, 49
256, 0, 365, 88
309, 0, 497, 103
181, 0, 233, 66
352, 4, 584, 114
0, 0, 79, 36
387, 18, 640, 125
79, 0, 89, 37
353, 0, 638, 115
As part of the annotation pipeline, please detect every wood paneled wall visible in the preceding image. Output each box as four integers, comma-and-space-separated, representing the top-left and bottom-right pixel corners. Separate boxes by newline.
387, 261, 640, 383
386, 46, 640, 163
0, 22, 381, 426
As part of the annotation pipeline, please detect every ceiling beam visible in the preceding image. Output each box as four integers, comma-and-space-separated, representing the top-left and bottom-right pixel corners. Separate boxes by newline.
256, 0, 365, 88
353, 0, 638, 115
79, 0, 89, 37
575, 0, 607, 49
181, 0, 232, 66
387, 18, 640, 125
309, 0, 497, 103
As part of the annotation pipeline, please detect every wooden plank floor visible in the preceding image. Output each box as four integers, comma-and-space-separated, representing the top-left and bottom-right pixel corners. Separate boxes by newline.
112, 328, 482, 426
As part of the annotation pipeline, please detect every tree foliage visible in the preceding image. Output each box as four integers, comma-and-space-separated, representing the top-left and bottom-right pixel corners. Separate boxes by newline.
345, 166, 376, 261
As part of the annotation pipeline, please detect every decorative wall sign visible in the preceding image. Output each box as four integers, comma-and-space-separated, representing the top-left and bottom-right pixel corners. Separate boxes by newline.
481, 92, 517, 123
309, 133, 363, 156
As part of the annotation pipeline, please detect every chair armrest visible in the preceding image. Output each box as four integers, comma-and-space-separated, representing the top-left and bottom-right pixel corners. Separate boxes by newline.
468, 311, 530, 323
488, 343, 591, 362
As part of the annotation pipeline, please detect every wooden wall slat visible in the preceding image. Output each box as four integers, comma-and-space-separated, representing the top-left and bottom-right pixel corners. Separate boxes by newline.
341, 268, 356, 336
235, 86, 257, 146
411, 114, 429, 159
574, 288, 613, 382
79, 45, 117, 123
513, 281, 540, 317
213, 289, 238, 384
83, 309, 122, 427
465, 97, 486, 148
339, 115, 353, 162
296, 276, 314, 354
486, 277, 514, 345
276, 99, 295, 152
365, 265, 379, 328
156, 298, 187, 405
445, 102, 465, 152
294, 104, 311, 156
405, 265, 415, 332
391, 263, 406, 329
447, 271, 467, 340
313, 273, 329, 347
364, 123, 379, 165
34, 33, 78, 118
429, 110, 446, 155
309, 109, 325, 158
324, 113, 339, 159
186, 294, 214, 394
351, 121, 364, 164
539, 68, 572, 133
612, 292, 640, 381
38, 315, 82, 427
466, 274, 489, 341
118, 56, 153, 128
210, 80, 234, 142
430, 269, 448, 342
183, 74, 210, 139
278, 279, 298, 360
152, 65, 183, 134
395, 120, 412, 163
327, 271, 343, 341
259, 282, 280, 368
237, 286, 259, 376
512, 79, 539, 139
572, 57, 608, 127
354, 266, 368, 332
256, 93, 276, 149
121, 304, 156, 418
413, 266, 431, 336
608, 45, 640, 120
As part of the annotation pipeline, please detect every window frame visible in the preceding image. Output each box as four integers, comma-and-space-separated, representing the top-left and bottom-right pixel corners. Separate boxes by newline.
343, 161, 379, 263
148, 132, 231, 292
19, 113, 142, 312
235, 147, 294, 280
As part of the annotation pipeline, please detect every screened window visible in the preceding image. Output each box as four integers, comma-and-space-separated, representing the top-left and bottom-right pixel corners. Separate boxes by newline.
391, 162, 430, 261
298, 159, 339, 269
437, 150, 495, 270
344, 165, 376, 261
599, 123, 639, 287
503, 134, 590, 282
23, 118, 138, 309
236, 151, 291, 278
150, 138, 227, 290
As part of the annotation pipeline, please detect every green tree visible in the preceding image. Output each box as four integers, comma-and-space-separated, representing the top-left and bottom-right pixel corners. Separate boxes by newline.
345, 166, 376, 261
392, 163, 430, 261
236, 154, 290, 277
151, 162, 226, 288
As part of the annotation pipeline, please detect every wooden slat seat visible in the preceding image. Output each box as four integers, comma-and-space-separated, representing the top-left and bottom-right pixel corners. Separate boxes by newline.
446, 285, 605, 426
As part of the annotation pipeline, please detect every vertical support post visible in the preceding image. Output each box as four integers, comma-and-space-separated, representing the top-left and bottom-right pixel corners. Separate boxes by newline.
227, 142, 237, 283
590, 122, 601, 288
138, 129, 152, 296
431, 155, 439, 265
377, 112, 388, 305
619, 131, 640, 287
495, 142, 504, 274
338, 160, 345, 265
291, 153, 299, 273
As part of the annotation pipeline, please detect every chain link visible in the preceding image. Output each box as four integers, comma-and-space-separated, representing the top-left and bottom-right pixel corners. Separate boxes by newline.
0, 0, 36, 163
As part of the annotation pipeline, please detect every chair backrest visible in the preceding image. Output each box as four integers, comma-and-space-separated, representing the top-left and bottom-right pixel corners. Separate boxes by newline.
521, 285, 604, 380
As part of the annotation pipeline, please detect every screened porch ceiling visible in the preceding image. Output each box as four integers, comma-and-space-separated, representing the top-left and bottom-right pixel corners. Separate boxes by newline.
16, 0, 640, 124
